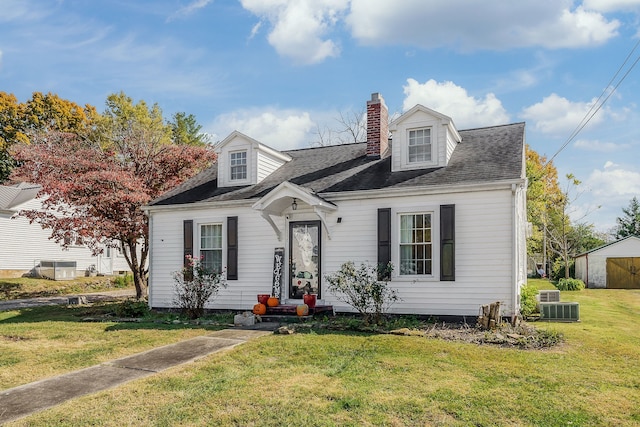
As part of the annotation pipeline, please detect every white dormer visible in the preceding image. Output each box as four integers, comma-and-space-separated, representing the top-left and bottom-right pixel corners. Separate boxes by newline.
389, 105, 461, 172
215, 131, 292, 187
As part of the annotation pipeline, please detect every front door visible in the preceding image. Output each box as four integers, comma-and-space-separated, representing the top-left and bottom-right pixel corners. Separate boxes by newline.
289, 221, 321, 299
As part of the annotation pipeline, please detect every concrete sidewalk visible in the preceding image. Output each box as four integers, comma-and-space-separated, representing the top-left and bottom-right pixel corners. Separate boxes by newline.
0, 328, 273, 424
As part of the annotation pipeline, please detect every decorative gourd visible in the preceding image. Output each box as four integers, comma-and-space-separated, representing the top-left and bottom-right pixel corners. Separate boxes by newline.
257, 294, 270, 305
303, 294, 317, 308
296, 304, 309, 316
253, 303, 267, 315
267, 296, 280, 307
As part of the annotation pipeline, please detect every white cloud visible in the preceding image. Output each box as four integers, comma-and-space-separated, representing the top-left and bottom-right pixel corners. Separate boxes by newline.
240, 0, 348, 64
583, 0, 640, 12
0, 0, 48, 23
248, 21, 262, 40
167, 0, 213, 22
573, 139, 630, 152
346, 1, 619, 51
402, 78, 510, 129
208, 108, 316, 150
520, 93, 610, 135
588, 166, 640, 196
604, 160, 618, 168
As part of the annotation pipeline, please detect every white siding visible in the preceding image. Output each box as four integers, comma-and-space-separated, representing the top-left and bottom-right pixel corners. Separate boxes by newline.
149, 185, 523, 316
0, 198, 131, 277
257, 151, 286, 183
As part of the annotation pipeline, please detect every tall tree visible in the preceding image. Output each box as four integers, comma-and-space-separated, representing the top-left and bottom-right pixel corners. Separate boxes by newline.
311, 108, 366, 146
169, 112, 210, 146
614, 196, 640, 239
10, 93, 216, 299
525, 146, 563, 269
0, 91, 95, 182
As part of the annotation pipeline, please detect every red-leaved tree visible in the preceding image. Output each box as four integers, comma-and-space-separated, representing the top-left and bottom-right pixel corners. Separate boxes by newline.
11, 102, 215, 298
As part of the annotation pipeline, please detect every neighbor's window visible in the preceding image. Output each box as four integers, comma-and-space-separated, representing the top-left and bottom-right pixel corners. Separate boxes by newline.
399, 213, 432, 275
200, 223, 223, 273
230, 151, 247, 180
408, 128, 431, 163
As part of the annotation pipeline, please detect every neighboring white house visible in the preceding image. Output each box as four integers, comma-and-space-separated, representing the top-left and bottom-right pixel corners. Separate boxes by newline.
575, 236, 640, 289
143, 93, 528, 318
0, 182, 131, 279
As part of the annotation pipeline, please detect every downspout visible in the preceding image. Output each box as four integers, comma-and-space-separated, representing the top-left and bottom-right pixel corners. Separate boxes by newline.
147, 214, 153, 308
511, 183, 519, 324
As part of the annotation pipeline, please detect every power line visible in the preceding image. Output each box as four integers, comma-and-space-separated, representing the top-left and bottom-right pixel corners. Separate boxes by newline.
544, 38, 640, 167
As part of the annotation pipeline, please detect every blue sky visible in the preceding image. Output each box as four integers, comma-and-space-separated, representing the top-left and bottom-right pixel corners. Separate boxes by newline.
2, 0, 640, 233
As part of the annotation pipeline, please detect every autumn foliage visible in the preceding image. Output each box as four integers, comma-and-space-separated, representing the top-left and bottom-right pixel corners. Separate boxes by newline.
10, 93, 216, 298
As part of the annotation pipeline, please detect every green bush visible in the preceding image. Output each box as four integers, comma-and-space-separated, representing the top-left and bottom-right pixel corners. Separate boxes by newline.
112, 274, 133, 288
551, 259, 575, 281
555, 278, 585, 291
115, 298, 150, 317
325, 261, 399, 325
520, 284, 539, 317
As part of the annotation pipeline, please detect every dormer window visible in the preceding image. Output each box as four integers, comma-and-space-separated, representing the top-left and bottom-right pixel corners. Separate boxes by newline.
408, 128, 432, 163
230, 151, 247, 181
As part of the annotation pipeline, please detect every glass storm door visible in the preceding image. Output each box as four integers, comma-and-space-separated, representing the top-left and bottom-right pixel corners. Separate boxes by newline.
289, 221, 321, 299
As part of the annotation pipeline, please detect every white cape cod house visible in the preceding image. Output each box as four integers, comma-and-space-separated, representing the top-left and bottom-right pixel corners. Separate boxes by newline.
144, 93, 527, 318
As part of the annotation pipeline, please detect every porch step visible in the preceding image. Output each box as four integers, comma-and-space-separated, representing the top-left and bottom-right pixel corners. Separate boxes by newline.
265, 304, 334, 317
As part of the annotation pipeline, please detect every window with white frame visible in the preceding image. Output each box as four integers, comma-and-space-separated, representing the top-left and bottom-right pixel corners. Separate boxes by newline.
200, 223, 223, 273
408, 128, 431, 163
230, 151, 247, 181
399, 213, 432, 275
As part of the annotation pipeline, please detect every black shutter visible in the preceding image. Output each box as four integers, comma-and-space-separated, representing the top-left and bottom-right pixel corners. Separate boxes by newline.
227, 216, 238, 280
377, 208, 391, 279
440, 204, 455, 281
183, 220, 193, 280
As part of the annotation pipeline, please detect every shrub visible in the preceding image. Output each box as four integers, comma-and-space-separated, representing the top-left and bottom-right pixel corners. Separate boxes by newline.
173, 255, 227, 319
325, 261, 399, 325
112, 273, 133, 288
520, 284, 539, 317
115, 298, 149, 317
550, 259, 575, 281
555, 278, 585, 291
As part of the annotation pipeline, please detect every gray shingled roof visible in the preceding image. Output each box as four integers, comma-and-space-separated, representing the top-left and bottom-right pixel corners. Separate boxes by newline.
149, 122, 525, 207
0, 182, 41, 210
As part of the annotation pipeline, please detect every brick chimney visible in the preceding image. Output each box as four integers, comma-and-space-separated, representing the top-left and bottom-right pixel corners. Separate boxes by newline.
366, 93, 389, 158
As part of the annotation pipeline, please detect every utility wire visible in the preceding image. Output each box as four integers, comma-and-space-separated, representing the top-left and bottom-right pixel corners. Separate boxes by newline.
544, 38, 640, 167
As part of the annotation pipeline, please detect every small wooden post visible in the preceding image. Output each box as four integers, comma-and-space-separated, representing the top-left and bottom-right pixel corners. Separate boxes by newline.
478, 301, 501, 330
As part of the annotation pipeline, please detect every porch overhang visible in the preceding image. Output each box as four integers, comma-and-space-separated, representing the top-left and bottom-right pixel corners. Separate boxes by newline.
252, 181, 337, 241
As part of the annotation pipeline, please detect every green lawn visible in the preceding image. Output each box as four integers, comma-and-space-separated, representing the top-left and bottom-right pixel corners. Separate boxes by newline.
3, 280, 640, 426
0, 276, 134, 300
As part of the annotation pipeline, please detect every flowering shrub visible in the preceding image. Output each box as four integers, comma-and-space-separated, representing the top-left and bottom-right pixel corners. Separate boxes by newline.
325, 261, 399, 325
173, 255, 227, 319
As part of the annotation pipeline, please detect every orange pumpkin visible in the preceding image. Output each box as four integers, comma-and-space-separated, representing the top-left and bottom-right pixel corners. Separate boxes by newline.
296, 304, 309, 316
253, 303, 267, 315
267, 296, 280, 307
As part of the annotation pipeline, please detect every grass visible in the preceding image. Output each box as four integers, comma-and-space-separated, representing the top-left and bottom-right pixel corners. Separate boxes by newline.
0, 275, 134, 300
3, 279, 640, 426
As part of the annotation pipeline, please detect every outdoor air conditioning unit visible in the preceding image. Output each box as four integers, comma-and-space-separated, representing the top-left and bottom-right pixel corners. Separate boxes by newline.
38, 260, 77, 281
538, 289, 561, 302
540, 302, 580, 322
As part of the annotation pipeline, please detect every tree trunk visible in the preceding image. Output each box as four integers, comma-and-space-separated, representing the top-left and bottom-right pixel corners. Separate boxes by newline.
121, 239, 147, 299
